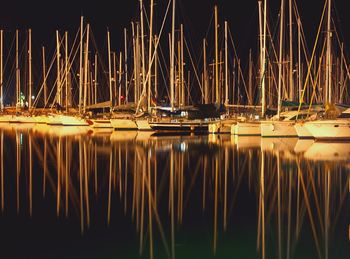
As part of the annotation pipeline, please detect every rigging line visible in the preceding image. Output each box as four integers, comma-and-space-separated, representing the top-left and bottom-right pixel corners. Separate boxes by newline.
297, 0, 328, 119
156, 44, 170, 99
293, 1, 319, 100
227, 26, 249, 101
33, 28, 81, 109
307, 40, 326, 116
3, 33, 16, 99
37, 26, 86, 110
135, 0, 172, 114
184, 37, 203, 99
332, 18, 350, 102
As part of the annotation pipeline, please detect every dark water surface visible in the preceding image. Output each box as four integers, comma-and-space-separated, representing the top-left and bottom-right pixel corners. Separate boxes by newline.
0, 124, 349, 258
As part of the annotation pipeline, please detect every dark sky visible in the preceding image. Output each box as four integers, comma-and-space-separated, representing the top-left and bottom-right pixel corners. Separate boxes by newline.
1, 0, 349, 53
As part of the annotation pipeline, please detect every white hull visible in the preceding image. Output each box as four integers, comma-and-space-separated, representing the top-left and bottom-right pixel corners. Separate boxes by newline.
0, 114, 13, 123
110, 118, 138, 130
89, 118, 112, 128
233, 121, 261, 136
208, 119, 235, 134
294, 122, 313, 139
47, 114, 89, 126
304, 119, 350, 140
261, 121, 297, 137
9, 115, 37, 124
135, 119, 152, 131
34, 115, 49, 124
149, 119, 209, 132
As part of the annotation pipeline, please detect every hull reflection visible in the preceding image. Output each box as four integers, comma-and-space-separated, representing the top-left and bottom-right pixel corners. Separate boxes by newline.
0, 127, 348, 258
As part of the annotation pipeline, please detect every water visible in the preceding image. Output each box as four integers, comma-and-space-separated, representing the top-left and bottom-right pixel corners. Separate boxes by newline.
0, 123, 349, 258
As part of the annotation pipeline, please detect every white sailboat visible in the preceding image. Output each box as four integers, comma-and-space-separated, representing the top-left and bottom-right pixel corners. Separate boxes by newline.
304, 108, 350, 140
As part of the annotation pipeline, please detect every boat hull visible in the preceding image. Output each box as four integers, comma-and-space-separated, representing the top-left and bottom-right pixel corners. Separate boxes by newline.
233, 121, 261, 136
304, 120, 350, 140
261, 121, 297, 137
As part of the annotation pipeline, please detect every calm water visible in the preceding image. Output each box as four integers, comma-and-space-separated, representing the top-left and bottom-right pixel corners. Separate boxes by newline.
0, 123, 349, 259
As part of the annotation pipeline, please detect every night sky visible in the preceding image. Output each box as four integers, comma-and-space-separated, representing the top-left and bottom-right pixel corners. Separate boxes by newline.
1, 0, 349, 56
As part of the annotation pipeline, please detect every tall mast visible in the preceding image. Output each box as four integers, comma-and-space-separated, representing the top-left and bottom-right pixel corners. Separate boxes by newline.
28, 29, 32, 110
0, 30, 3, 110
258, 0, 267, 116
180, 24, 185, 107
214, 5, 219, 105
248, 49, 253, 105
56, 30, 61, 107
107, 29, 113, 111
288, 0, 293, 100
94, 53, 98, 105
118, 52, 122, 106
140, 0, 146, 109
113, 52, 117, 103
16, 30, 19, 109
131, 22, 137, 103
78, 16, 84, 114
124, 28, 128, 103
224, 21, 228, 106
147, 0, 154, 111
136, 23, 141, 103
203, 39, 208, 104
297, 18, 302, 102
170, 0, 176, 111
154, 35, 158, 100
65, 31, 68, 112
277, 0, 285, 118
83, 24, 90, 114
326, 0, 332, 103
42, 47, 47, 106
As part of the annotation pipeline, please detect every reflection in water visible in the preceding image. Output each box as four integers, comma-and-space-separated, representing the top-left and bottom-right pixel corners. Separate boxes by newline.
0, 124, 349, 258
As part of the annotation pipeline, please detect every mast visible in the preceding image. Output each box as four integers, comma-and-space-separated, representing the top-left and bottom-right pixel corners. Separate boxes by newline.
154, 35, 158, 100
288, 0, 293, 100
56, 30, 61, 107
113, 52, 117, 104
180, 24, 185, 107
277, 0, 285, 118
148, 0, 154, 111
83, 24, 90, 114
140, 0, 146, 109
248, 49, 253, 105
214, 5, 219, 105
94, 53, 98, 105
325, 0, 332, 104
42, 47, 47, 106
0, 30, 3, 110
118, 52, 122, 106
170, 0, 176, 111
28, 29, 32, 110
297, 18, 302, 102
203, 39, 208, 104
136, 23, 141, 103
131, 22, 137, 103
16, 30, 19, 109
65, 31, 68, 112
258, 0, 267, 116
79, 16, 84, 114
107, 29, 113, 111
124, 28, 128, 103
224, 21, 228, 106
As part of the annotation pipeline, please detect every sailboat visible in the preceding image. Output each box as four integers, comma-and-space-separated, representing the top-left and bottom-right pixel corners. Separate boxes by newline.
149, 1, 220, 132
232, 0, 267, 136
299, 0, 349, 140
